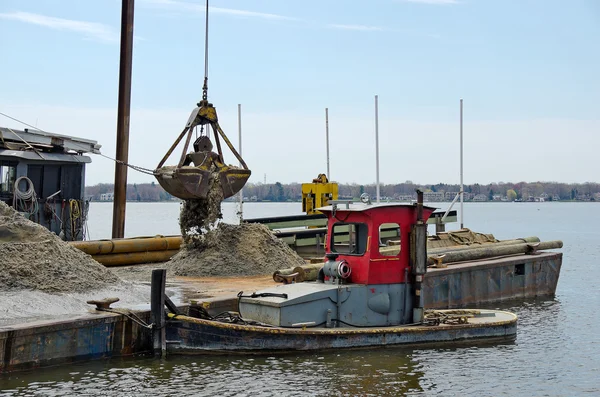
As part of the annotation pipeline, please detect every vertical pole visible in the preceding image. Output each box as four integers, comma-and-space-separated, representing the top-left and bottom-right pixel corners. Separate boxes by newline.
460, 98, 464, 229
412, 189, 426, 324
325, 108, 330, 181
151, 269, 167, 357
375, 95, 380, 203
238, 104, 243, 222
112, 0, 135, 239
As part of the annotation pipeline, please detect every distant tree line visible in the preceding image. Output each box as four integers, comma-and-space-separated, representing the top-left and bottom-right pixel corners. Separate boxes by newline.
85, 180, 600, 202
85, 182, 173, 202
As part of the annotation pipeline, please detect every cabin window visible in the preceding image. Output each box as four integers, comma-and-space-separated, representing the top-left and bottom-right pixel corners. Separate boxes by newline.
379, 223, 401, 256
0, 162, 17, 197
331, 222, 368, 255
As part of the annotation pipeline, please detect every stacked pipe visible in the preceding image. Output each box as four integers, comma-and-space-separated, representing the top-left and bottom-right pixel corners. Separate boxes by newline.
272, 237, 562, 283
427, 240, 563, 267
70, 236, 182, 266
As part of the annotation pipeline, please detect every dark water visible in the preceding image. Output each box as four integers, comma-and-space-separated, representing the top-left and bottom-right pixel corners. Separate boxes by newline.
1, 202, 599, 396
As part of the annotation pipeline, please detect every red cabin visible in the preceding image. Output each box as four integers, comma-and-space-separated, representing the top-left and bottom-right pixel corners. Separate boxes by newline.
319, 202, 436, 285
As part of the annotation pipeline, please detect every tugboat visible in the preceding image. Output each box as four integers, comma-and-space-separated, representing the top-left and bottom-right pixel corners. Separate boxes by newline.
163, 191, 517, 353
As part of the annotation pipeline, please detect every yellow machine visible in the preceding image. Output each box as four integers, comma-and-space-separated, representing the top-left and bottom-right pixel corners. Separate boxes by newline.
302, 174, 338, 215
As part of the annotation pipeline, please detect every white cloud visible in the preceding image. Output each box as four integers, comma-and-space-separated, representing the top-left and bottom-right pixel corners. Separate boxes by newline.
328, 24, 384, 32
0, 11, 117, 43
400, 0, 460, 4
140, 0, 296, 21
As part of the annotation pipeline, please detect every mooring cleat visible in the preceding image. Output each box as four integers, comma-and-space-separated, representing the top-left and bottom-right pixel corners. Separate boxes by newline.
86, 297, 120, 310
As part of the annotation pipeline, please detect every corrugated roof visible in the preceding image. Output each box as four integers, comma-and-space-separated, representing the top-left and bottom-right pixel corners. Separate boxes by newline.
0, 126, 101, 154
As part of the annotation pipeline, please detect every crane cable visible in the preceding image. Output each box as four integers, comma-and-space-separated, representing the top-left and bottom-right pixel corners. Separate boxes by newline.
202, 0, 210, 101
0, 111, 158, 176
0, 2, 213, 176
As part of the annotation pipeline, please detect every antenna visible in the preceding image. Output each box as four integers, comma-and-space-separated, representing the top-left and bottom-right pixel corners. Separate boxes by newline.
238, 103, 243, 222
375, 95, 380, 204
460, 98, 464, 229
325, 108, 330, 181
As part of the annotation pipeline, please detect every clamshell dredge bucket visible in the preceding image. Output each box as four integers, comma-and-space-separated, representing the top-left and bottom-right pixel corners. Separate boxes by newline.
155, 101, 251, 200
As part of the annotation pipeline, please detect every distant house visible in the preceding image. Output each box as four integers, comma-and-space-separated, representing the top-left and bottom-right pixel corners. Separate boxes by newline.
445, 191, 472, 201
396, 194, 415, 202
472, 194, 488, 202
445, 191, 458, 201
423, 191, 445, 202
100, 192, 114, 201
492, 194, 503, 201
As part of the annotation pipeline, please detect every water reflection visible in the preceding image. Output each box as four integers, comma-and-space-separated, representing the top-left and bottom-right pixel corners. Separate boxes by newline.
0, 351, 424, 396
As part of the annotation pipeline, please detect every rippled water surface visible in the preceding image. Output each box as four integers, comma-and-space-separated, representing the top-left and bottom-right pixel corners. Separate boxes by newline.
1, 202, 599, 396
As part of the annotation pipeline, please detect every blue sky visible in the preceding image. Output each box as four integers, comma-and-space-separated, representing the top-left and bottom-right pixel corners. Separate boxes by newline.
0, 0, 598, 185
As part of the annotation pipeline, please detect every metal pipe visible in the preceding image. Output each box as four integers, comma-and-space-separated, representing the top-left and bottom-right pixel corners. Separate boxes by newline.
325, 108, 330, 181
428, 237, 541, 255
413, 189, 426, 323
112, 0, 135, 239
93, 250, 179, 267
416, 189, 424, 222
404, 267, 410, 323
70, 235, 182, 255
427, 240, 563, 266
238, 103, 243, 221
460, 98, 464, 229
442, 192, 461, 222
375, 95, 380, 203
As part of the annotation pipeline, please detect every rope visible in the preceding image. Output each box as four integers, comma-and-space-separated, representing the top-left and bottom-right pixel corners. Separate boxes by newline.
96, 307, 154, 330
69, 199, 81, 241
13, 176, 38, 217
82, 199, 91, 240
424, 309, 481, 326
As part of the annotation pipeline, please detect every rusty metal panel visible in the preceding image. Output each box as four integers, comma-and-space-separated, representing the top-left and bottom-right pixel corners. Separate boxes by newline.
165, 310, 517, 353
423, 252, 562, 309
0, 312, 152, 373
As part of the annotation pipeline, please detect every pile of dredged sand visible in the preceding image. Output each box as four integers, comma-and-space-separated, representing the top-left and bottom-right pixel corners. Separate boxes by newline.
0, 201, 119, 293
169, 222, 306, 277
170, 169, 305, 277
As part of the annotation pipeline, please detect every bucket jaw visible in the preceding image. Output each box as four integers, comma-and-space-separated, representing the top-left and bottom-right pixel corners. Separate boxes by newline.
155, 100, 251, 200
155, 166, 211, 200
219, 167, 252, 199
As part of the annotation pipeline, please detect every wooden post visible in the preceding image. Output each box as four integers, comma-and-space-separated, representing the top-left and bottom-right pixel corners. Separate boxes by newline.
435, 218, 446, 234
151, 268, 166, 357
112, 0, 135, 238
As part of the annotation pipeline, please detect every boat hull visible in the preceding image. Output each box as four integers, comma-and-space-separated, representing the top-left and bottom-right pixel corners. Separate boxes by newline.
165, 310, 517, 354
